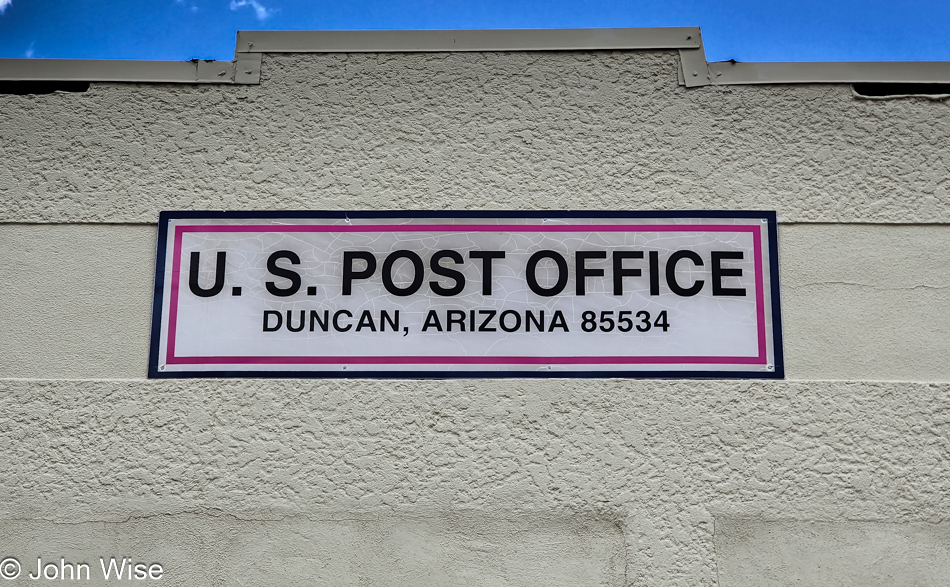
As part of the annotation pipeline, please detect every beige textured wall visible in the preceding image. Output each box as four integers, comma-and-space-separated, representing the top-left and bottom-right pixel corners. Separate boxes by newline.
1, 49, 949, 586
0, 514, 625, 586
716, 519, 950, 587
2, 52, 949, 224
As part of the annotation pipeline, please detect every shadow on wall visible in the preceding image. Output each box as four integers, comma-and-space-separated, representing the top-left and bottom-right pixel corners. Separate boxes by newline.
715, 518, 950, 587
0, 513, 626, 586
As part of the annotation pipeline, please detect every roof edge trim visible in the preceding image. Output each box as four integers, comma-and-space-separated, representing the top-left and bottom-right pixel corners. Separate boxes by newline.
1, 29, 949, 86
709, 60, 950, 85
0, 58, 253, 84
235, 27, 702, 53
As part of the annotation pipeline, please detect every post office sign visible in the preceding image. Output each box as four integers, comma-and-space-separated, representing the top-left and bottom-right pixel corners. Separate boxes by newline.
148, 211, 783, 378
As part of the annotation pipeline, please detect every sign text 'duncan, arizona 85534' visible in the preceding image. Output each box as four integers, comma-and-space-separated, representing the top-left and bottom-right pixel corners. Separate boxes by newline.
148, 211, 783, 378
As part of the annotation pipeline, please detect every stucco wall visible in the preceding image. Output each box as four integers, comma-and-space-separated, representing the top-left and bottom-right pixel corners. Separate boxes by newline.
2, 52, 949, 224
1, 48, 949, 586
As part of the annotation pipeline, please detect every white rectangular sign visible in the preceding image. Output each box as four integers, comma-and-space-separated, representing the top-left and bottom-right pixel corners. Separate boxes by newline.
149, 212, 783, 378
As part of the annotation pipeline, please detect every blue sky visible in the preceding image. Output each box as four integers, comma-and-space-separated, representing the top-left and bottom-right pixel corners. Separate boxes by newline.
1, 0, 948, 63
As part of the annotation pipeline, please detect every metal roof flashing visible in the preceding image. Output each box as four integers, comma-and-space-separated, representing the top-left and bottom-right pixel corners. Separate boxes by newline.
0, 55, 261, 86
707, 60, 950, 86
0, 28, 948, 89
233, 27, 700, 53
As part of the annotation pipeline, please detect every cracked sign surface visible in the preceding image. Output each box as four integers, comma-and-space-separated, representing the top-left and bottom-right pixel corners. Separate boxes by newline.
149, 212, 783, 378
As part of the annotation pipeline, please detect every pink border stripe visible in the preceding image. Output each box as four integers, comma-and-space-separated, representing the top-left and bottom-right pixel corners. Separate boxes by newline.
165, 223, 767, 367
167, 226, 186, 361
752, 228, 767, 362
170, 355, 764, 365
177, 224, 755, 234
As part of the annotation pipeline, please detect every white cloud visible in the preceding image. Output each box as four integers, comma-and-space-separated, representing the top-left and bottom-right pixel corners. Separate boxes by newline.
0, 0, 12, 15
173, 0, 199, 12
229, 0, 274, 21
24, 41, 34, 58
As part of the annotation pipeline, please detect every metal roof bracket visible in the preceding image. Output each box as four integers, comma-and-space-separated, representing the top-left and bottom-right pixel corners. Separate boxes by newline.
679, 49, 709, 87
675, 27, 709, 87
233, 52, 262, 84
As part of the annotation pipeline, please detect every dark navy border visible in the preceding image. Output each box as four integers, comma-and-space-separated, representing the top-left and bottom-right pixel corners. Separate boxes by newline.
147, 210, 173, 380
147, 210, 785, 380
765, 212, 785, 379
